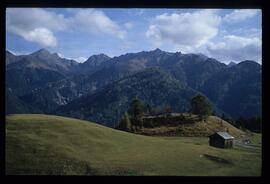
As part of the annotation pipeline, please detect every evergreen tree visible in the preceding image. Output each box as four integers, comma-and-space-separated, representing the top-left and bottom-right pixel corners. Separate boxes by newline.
117, 112, 132, 132
145, 103, 152, 115
128, 97, 145, 119
221, 113, 235, 126
190, 94, 212, 121
164, 105, 172, 118
150, 106, 162, 116
235, 116, 261, 133
235, 117, 245, 129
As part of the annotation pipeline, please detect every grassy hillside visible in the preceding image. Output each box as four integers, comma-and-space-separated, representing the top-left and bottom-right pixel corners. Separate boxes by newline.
6, 114, 261, 176
139, 113, 245, 137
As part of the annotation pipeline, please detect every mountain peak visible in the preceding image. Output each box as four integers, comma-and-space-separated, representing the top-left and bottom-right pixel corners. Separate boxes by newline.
150, 48, 165, 54
37, 48, 50, 54
153, 48, 162, 52
239, 60, 256, 64
197, 53, 208, 60
6, 50, 14, 56
228, 61, 236, 67
96, 53, 110, 58
86, 53, 110, 61
238, 60, 260, 67
84, 53, 111, 67
173, 51, 182, 56
31, 48, 51, 57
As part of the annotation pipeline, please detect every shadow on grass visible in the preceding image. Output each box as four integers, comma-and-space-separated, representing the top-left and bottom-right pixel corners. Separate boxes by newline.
203, 154, 233, 165
109, 168, 141, 176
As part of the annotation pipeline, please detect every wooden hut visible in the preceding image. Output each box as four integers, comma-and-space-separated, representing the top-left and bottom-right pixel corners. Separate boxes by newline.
209, 132, 234, 148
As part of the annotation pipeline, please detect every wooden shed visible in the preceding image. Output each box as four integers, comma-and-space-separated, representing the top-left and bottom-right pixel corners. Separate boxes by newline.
209, 132, 234, 148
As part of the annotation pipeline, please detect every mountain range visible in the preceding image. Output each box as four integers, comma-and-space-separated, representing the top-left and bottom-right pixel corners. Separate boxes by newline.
5, 48, 261, 127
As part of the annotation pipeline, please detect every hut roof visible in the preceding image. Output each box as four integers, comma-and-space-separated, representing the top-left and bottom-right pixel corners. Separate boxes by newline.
215, 132, 234, 139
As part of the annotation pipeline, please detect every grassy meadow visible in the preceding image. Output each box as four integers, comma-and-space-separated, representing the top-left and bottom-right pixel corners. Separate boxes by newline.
5, 114, 261, 176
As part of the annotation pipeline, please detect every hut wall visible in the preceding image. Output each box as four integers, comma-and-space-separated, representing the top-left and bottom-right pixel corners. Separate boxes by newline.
209, 135, 225, 148
224, 139, 233, 148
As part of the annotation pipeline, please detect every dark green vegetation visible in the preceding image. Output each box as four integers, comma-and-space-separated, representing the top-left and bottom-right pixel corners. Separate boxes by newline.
6, 114, 261, 176
200, 60, 262, 119
116, 97, 216, 136
5, 88, 42, 114
235, 117, 262, 133
55, 68, 197, 126
190, 94, 212, 120
128, 97, 145, 119
221, 114, 262, 133
6, 49, 261, 128
117, 112, 132, 132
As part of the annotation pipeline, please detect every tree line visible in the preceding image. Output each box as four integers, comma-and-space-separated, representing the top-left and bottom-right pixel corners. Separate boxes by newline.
116, 93, 261, 133
116, 94, 213, 132
221, 114, 261, 133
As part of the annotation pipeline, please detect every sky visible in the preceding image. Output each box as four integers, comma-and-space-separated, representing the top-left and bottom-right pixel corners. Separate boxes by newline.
6, 8, 261, 64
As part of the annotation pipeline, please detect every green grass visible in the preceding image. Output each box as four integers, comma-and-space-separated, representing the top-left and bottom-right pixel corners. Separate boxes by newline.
6, 114, 261, 176
250, 133, 262, 145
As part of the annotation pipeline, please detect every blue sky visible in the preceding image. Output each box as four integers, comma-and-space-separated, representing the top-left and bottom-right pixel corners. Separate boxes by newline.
6, 8, 261, 64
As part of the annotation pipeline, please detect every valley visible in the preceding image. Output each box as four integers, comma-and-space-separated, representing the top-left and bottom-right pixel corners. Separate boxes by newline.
5, 8, 262, 177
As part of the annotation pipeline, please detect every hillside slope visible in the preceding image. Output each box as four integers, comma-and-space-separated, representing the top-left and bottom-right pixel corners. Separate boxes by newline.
139, 114, 245, 137
6, 114, 261, 176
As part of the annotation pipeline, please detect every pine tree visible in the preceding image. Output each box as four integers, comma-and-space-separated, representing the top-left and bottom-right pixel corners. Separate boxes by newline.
145, 103, 152, 115
128, 97, 145, 119
190, 94, 212, 121
118, 112, 132, 132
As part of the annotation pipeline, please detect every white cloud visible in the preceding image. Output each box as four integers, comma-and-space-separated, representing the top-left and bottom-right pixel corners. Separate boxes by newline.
18, 28, 57, 47
71, 9, 126, 39
146, 10, 221, 52
6, 8, 68, 47
231, 28, 261, 38
223, 9, 259, 23
124, 22, 133, 29
6, 8, 126, 47
6, 8, 69, 32
206, 35, 261, 63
